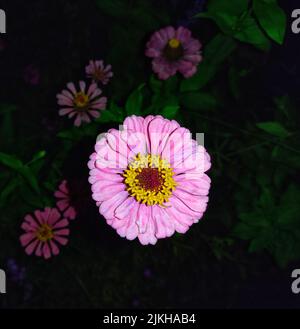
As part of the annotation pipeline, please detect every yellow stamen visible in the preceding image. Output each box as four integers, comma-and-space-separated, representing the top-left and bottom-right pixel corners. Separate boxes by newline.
36, 223, 53, 242
74, 91, 89, 108
168, 38, 181, 49
123, 153, 177, 206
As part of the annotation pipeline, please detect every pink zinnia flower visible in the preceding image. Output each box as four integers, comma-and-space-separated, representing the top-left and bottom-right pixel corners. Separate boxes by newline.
57, 81, 107, 127
54, 180, 77, 220
145, 26, 202, 80
85, 60, 113, 85
88, 115, 211, 245
20, 207, 69, 259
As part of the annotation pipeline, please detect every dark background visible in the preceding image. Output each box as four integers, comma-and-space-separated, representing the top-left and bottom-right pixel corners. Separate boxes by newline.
0, 0, 300, 308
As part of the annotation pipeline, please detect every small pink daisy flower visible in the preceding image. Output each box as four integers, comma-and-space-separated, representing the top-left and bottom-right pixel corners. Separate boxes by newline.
145, 26, 202, 80
20, 207, 69, 259
57, 81, 107, 127
85, 60, 113, 85
88, 115, 211, 245
54, 180, 77, 220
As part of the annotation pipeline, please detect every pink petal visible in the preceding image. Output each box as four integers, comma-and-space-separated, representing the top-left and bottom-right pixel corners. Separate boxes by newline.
53, 218, 69, 229
46, 208, 61, 226
42, 243, 51, 259
24, 214, 39, 229
74, 114, 82, 127
99, 191, 128, 220
25, 239, 39, 255
54, 228, 70, 237
56, 199, 69, 212
59, 180, 69, 194
63, 207, 76, 220
20, 232, 36, 247
79, 80, 86, 92
114, 197, 136, 220
35, 242, 43, 257
53, 235, 68, 245
67, 82, 77, 95
50, 240, 60, 256
88, 110, 100, 118
59, 108, 75, 116
54, 190, 67, 199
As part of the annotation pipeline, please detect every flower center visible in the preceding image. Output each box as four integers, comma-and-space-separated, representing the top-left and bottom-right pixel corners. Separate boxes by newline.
74, 92, 89, 109
36, 223, 53, 242
163, 38, 184, 61
94, 68, 105, 81
123, 153, 177, 206
168, 38, 180, 48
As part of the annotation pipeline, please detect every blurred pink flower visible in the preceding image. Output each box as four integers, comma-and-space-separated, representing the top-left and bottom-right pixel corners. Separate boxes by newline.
145, 26, 202, 80
23, 65, 40, 85
54, 180, 77, 220
57, 81, 107, 127
85, 60, 113, 85
88, 115, 211, 245
20, 207, 69, 260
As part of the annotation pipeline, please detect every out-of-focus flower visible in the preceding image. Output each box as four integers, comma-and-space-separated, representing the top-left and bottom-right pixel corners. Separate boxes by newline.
54, 180, 77, 220
6, 259, 26, 284
23, 65, 40, 85
20, 207, 69, 259
88, 115, 211, 245
85, 60, 113, 85
57, 81, 107, 127
145, 26, 202, 80
6, 258, 33, 302
143, 268, 153, 278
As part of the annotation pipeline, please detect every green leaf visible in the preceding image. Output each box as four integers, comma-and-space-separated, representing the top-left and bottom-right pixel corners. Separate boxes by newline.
277, 184, 300, 226
29, 150, 47, 164
198, 5, 271, 51
198, 12, 238, 35
98, 102, 124, 123
125, 84, 145, 116
234, 15, 271, 51
180, 92, 217, 111
0, 104, 16, 115
161, 105, 179, 119
149, 75, 163, 94
205, 0, 249, 17
248, 235, 268, 252
0, 152, 40, 194
19, 165, 41, 194
0, 152, 23, 170
256, 121, 290, 138
233, 223, 255, 240
163, 76, 178, 94
0, 177, 19, 206
57, 127, 83, 142
180, 34, 236, 92
205, 35, 237, 66
253, 0, 286, 44
180, 64, 215, 92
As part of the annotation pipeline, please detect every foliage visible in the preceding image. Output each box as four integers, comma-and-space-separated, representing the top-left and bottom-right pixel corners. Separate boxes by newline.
0, 0, 297, 308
